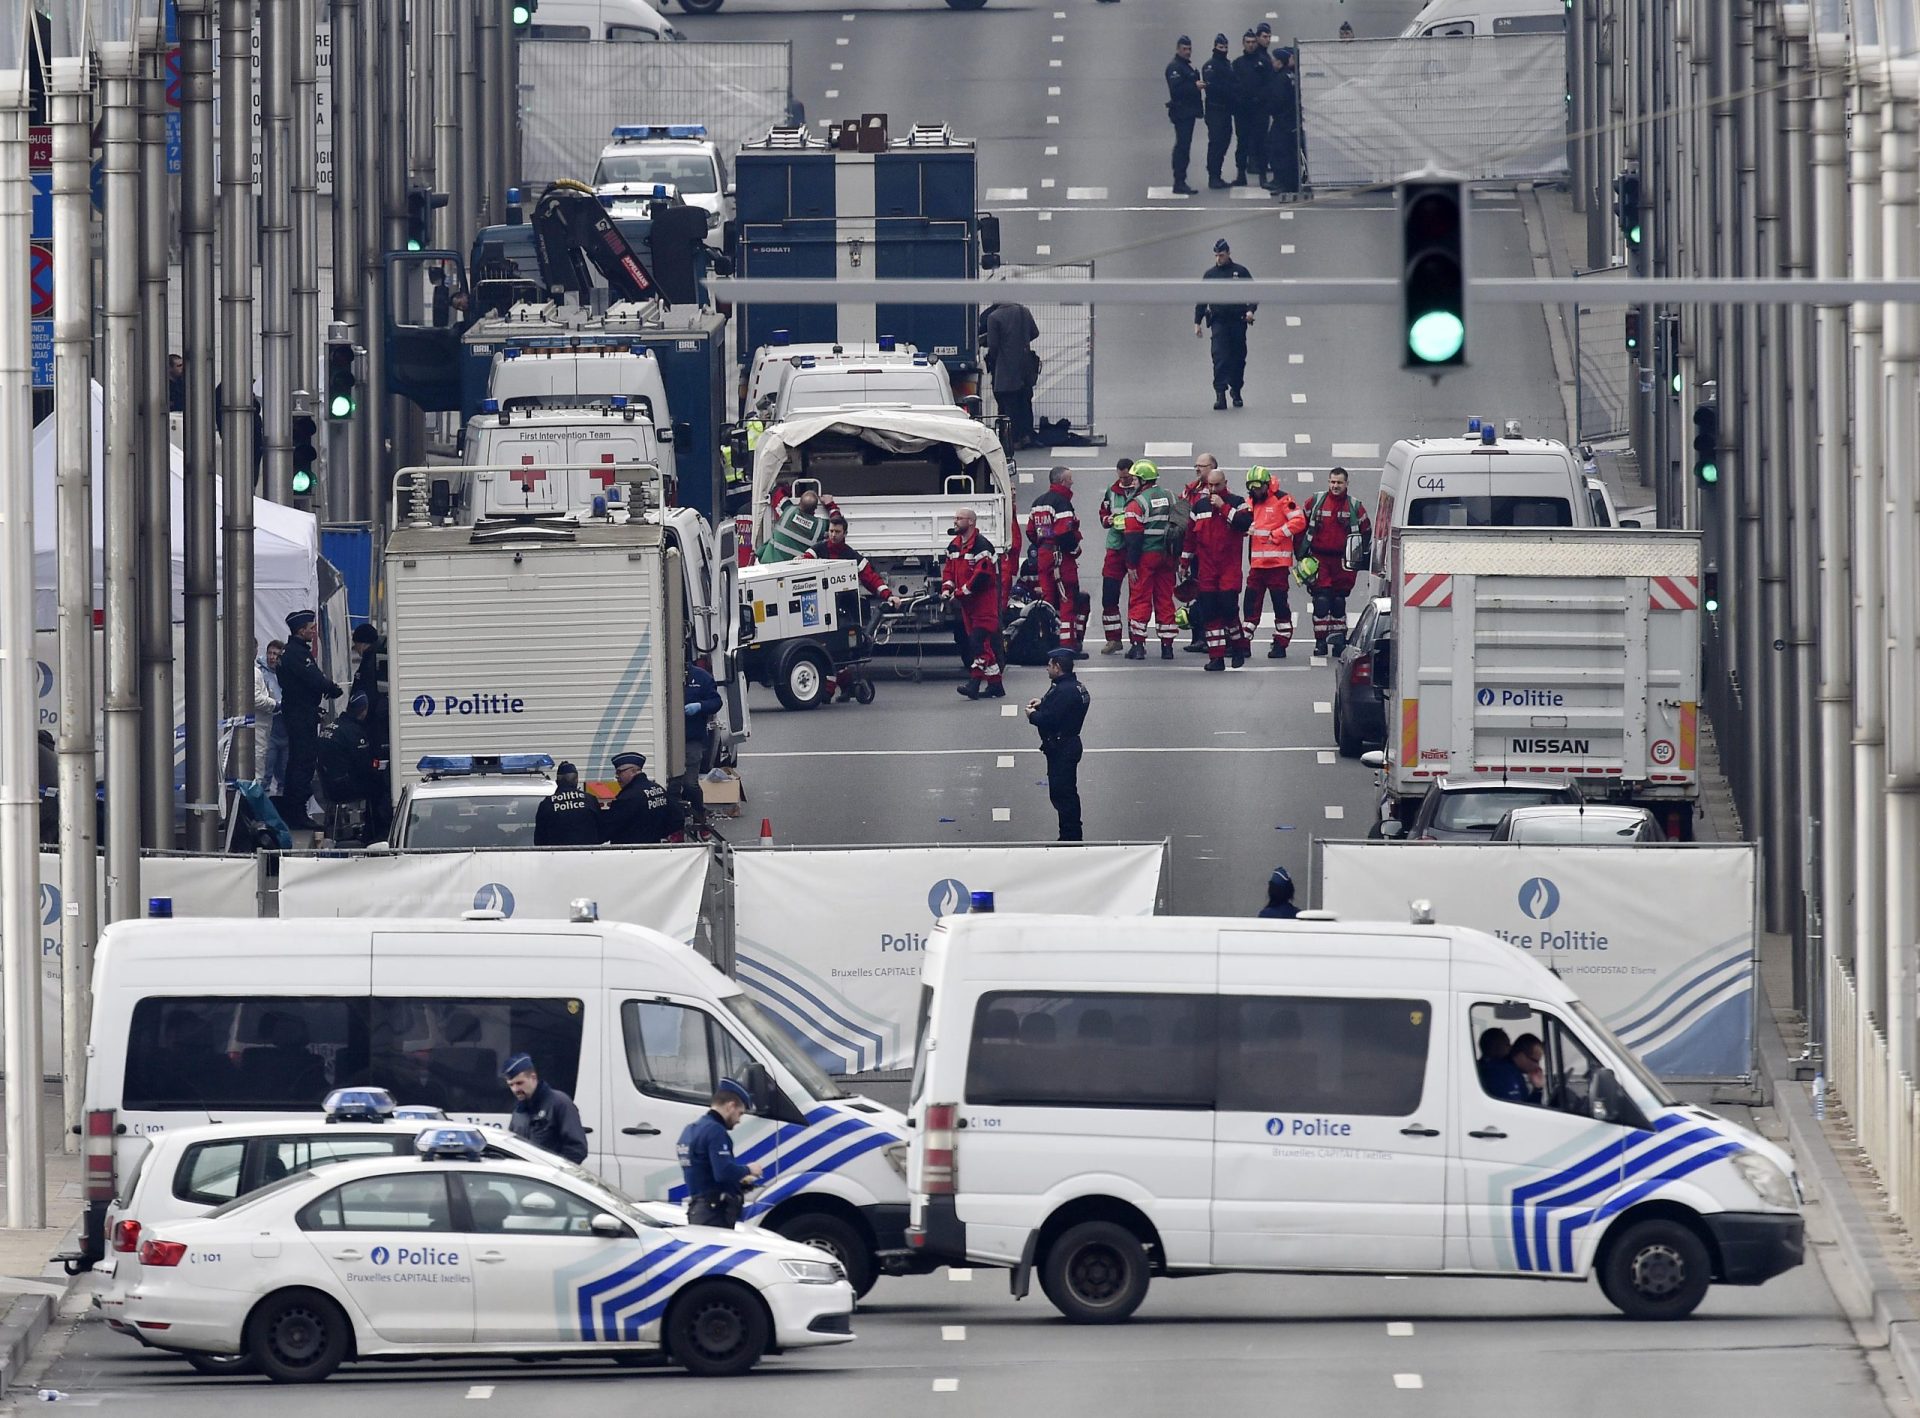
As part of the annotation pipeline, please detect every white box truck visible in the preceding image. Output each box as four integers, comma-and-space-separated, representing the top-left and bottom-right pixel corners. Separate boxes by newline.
385, 471, 685, 800
1367, 526, 1703, 839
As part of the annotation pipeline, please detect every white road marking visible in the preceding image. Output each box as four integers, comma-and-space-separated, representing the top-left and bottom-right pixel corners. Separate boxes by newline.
1048, 85, 1061, 96
1044, 144, 1059, 155
949, 1268, 974, 1282
1041, 178, 1056, 189
997, 755, 1015, 768
1145, 440, 1193, 458
1394, 1375, 1424, 1390
467, 1387, 495, 1400
1001, 705, 1019, 717
1333, 442, 1382, 459
1051, 32, 1064, 41
1054, 8, 1066, 15
1286, 315, 1302, 326
1325, 805, 1345, 820
1050, 57, 1062, 66
1387, 1321, 1415, 1337
1039, 210, 1052, 221
1289, 353, 1305, 364
1281, 243, 1296, 254
1239, 442, 1289, 458
1295, 432, 1311, 442
1297, 471, 1315, 482
1214, 729, 1248, 736
1018, 471, 1035, 483
1311, 656, 1328, 666
1035, 244, 1052, 255
825, 89, 840, 98
1147, 186, 1190, 200
831, 61, 844, 71
1314, 701, 1333, 714
750, 744, 1334, 758
1067, 186, 1107, 199
935, 1379, 961, 1393
1292, 393, 1308, 404
1231, 187, 1267, 200
993, 807, 1012, 821
984, 187, 1028, 202
1047, 115, 1061, 125
836, 35, 849, 44
1281, 209, 1295, 220
944, 1324, 968, 1340
843, 11, 855, 18
1318, 749, 1337, 764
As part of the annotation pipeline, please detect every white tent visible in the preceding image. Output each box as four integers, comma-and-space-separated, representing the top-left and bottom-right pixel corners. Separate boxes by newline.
31, 381, 319, 653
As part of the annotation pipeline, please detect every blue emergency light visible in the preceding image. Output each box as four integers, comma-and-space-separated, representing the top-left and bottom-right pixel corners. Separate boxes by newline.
416, 1127, 489, 1161
1481, 424, 1497, 445
416, 753, 556, 778
970, 890, 996, 913
503, 347, 521, 360
771, 329, 791, 346
652, 184, 671, 198
610, 123, 707, 141
799, 356, 817, 368
393, 1105, 448, 1122
878, 334, 897, 352
912, 355, 929, 366
146, 896, 172, 919
1467, 418, 1481, 434
611, 395, 628, 409
324, 1087, 397, 1122
626, 345, 651, 357
481, 398, 500, 414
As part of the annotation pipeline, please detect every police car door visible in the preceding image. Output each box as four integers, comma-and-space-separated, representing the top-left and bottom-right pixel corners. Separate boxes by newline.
302, 1169, 474, 1345
610, 997, 766, 1200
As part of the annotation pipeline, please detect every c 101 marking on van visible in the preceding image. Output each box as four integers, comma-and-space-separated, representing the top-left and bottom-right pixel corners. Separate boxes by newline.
1265, 1116, 1353, 1138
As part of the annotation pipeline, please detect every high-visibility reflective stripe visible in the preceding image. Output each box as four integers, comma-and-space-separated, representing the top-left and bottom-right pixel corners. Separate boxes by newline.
1401, 699, 1418, 766
1679, 703, 1698, 771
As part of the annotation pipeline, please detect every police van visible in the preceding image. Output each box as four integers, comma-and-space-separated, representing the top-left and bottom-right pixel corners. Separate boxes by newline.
904, 913, 1803, 1323
84, 917, 923, 1297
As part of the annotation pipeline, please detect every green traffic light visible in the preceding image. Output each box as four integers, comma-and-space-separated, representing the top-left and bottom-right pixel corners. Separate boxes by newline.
406, 238, 423, 252
1409, 311, 1466, 365
1698, 462, 1718, 485
1672, 372, 1682, 394
1705, 596, 1720, 613
329, 392, 354, 418
512, 2, 531, 22
292, 469, 314, 495
1628, 223, 1642, 245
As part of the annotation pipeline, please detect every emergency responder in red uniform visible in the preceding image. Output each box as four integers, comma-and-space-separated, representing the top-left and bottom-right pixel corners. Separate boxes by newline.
807, 514, 892, 704
1027, 467, 1087, 656
1122, 461, 1178, 660
1302, 466, 1371, 655
943, 508, 1006, 699
1242, 466, 1306, 658
1095, 458, 1138, 653
1181, 464, 1254, 670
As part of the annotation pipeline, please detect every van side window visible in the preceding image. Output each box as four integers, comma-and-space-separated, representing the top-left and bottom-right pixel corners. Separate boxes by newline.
606, 23, 659, 41
365, 998, 585, 1115
528, 22, 591, 40
175, 1140, 248, 1207
1470, 1003, 1630, 1122
964, 993, 1215, 1109
1217, 997, 1433, 1117
125, 997, 364, 1111
622, 1001, 753, 1105
1428, 20, 1474, 35
265, 1135, 416, 1187
298, 1173, 453, 1233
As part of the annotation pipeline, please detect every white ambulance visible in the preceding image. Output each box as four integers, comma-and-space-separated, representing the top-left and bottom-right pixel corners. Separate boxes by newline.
904, 913, 1803, 1323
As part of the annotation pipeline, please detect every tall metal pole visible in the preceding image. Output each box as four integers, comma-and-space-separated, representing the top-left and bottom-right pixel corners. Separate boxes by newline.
100, 25, 144, 938
218, 0, 257, 784
292, 0, 318, 423
138, 34, 174, 846
1734, 3, 1765, 840
478, 0, 501, 225
433, 0, 457, 248
49, 22, 100, 1149
0, 4, 47, 1230
356, 0, 383, 515
385, 0, 416, 474
260, 0, 294, 505
178, 0, 219, 851
328, 0, 360, 523
456, 0, 480, 253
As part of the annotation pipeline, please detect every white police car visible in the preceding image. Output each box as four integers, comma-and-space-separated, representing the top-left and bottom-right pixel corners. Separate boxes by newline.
93, 1091, 688, 1375
116, 1126, 853, 1381
591, 124, 728, 228
384, 754, 558, 851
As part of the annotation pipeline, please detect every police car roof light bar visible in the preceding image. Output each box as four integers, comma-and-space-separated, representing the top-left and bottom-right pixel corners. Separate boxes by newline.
416, 753, 557, 778
393, 1105, 448, 1121
416, 1127, 490, 1160
324, 1087, 398, 1122
611, 123, 707, 141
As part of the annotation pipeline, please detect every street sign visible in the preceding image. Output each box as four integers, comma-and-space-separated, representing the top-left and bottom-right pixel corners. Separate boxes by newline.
30, 173, 50, 239
30, 243, 54, 320
32, 322, 52, 390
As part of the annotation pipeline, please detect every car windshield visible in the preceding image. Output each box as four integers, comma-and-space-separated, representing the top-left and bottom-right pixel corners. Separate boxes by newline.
202, 1170, 314, 1220
1514, 814, 1647, 844
1407, 495, 1575, 528
1434, 788, 1570, 833
723, 996, 850, 1101
1570, 999, 1679, 1107
403, 791, 547, 849
786, 374, 949, 413
594, 152, 718, 193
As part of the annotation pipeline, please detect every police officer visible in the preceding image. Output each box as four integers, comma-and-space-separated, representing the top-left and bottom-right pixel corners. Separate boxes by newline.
604, 750, 683, 844
1266, 45, 1302, 195
1229, 29, 1271, 185
1164, 35, 1203, 196
534, 761, 606, 847
317, 693, 379, 830
350, 622, 391, 841
1026, 647, 1091, 841
1201, 34, 1237, 189
1194, 239, 1256, 410
1258, 866, 1301, 919
682, 661, 724, 826
503, 1053, 589, 1164
676, 1077, 764, 1229
275, 609, 342, 831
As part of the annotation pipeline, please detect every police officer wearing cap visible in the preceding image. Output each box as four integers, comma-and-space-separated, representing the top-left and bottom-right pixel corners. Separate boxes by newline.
1194, 240, 1256, 409
504, 1053, 589, 1164
534, 761, 607, 847
1259, 865, 1301, 919
1201, 34, 1237, 189
1230, 28, 1271, 184
1164, 35, 1203, 195
604, 751, 683, 845
677, 1077, 765, 1229
1026, 646, 1091, 842
275, 608, 343, 830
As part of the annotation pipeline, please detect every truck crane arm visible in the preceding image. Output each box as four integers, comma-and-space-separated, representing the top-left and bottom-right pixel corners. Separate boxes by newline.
530, 179, 665, 309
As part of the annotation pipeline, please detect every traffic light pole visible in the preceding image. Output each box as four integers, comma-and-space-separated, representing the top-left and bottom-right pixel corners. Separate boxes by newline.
138, 34, 174, 847
328, 0, 361, 523
261, 0, 295, 506
219, 0, 258, 784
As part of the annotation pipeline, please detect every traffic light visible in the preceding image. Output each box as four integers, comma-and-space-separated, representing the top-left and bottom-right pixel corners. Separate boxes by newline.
1703, 568, 1721, 616
1624, 311, 1641, 355
511, 0, 537, 32
1691, 402, 1720, 488
291, 413, 319, 505
406, 186, 448, 252
1613, 170, 1643, 249
1399, 177, 1466, 370
326, 338, 359, 420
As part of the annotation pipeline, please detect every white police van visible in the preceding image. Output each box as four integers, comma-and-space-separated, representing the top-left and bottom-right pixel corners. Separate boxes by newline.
592, 124, 728, 229
904, 913, 1803, 1323
84, 917, 925, 1297
113, 1124, 852, 1380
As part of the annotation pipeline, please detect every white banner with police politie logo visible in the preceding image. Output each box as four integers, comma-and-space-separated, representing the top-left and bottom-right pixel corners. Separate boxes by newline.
1319, 843, 1757, 1081
733, 844, 1167, 1076
277, 848, 709, 945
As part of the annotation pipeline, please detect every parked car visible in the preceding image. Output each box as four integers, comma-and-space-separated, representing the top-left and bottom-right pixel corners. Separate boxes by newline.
1394, 779, 1583, 841
1490, 803, 1664, 844
1333, 598, 1392, 758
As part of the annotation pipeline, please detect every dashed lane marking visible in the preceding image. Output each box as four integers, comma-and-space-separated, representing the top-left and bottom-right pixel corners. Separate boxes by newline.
831, 61, 843, 70
1239, 442, 1289, 457
1231, 187, 1267, 200
1050, 57, 1062, 66
1044, 144, 1059, 154
1296, 471, 1315, 482
1311, 655, 1329, 667
836, 35, 849, 44
467, 1388, 495, 1400
1292, 393, 1308, 404
1148, 186, 1190, 200
1394, 1375, 1424, 1390
1047, 115, 1061, 125
1289, 353, 1305, 364
1281, 243, 1296, 254
1318, 750, 1336, 764
935, 1379, 961, 1393
1035, 243, 1051, 255
825, 89, 839, 98
992, 807, 1012, 821
1314, 701, 1333, 714
1051, 32, 1064, 41
1280, 209, 1295, 219
1325, 805, 1345, 820
1295, 432, 1312, 443
1049, 446, 1098, 457
1286, 315, 1302, 326
1041, 178, 1056, 189
1144, 440, 1193, 458
1049, 85, 1061, 95
1000, 705, 1019, 717
1018, 471, 1035, 483
949, 1268, 974, 1282
944, 1325, 968, 1340
1067, 186, 1107, 199
1039, 210, 1052, 221
1333, 442, 1382, 459
1387, 1322, 1414, 1337
984, 187, 1028, 202
997, 755, 1015, 768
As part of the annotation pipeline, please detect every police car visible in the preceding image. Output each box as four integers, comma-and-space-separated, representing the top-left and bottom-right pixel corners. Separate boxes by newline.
114, 1125, 854, 1381
383, 754, 558, 851
591, 124, 728, 229
93, 1091, 688, 1375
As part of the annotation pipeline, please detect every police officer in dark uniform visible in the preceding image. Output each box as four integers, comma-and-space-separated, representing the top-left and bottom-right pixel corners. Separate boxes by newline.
503, 1053, 589, 1164
1164, 35, 1203, 196
604, 750, 683, 845
1229, 29, 1271, 185
1266, 46, 1302, 195
275, 609, 342, 830
534, 761, 607, 847
1258, 865, 1301, 919
350, 622, 391, 840
1201, 34, 1237, 189
676, 1077, 764, 1229
1194, 239, 1257, 409
1026, 647, 1091, 842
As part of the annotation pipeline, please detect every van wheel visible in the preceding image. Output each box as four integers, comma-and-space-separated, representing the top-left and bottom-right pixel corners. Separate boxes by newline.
183, 1351, 258, 1377
678, 0, 725, 13
1039, 1221, 1149, 1324
773, 645, 830, 711
1599, 1219, 1711, 1320
773, 1212, 876, 1299
667, 1279, 770, 1376
246, 1289, 351, 1383
945, 0, 990, 8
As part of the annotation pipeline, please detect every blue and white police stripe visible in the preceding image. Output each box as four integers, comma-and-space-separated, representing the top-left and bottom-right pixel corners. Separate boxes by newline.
1505, 1111, 1744, 1274
666, 1105, 900, 1219
733, 946, 898, 1075
1606, 937, 1753, 1061
567, 1238, 761, 1341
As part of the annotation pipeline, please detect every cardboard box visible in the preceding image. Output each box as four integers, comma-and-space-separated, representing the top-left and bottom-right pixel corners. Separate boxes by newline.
701, 770, 744, 810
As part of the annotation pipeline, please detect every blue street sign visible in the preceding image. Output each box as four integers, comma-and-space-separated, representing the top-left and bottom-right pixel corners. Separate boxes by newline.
166, 113, 180, 175
30, 173, 50, 240
31, 321, 52, 390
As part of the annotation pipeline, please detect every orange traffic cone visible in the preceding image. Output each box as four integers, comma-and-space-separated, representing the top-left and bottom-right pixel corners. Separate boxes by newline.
759, 817, 774, 848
